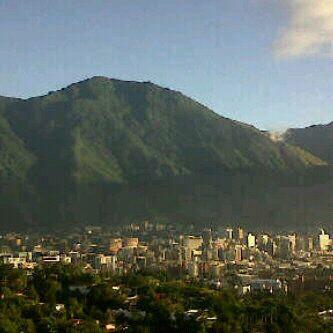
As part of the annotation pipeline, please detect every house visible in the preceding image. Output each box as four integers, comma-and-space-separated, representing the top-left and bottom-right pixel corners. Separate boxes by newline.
105, 323, 116, 332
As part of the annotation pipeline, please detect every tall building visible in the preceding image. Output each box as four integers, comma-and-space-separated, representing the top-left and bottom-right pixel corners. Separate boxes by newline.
247, 233, 256, 248
202, 229, 213, 261
225, 228, 233, 240
267, 240, 277, 256
183, 236, 203, 260
183, 236, 203, 251
319, 229, 331, 251
278, 236, 293, 259
261, 234, 269, 245
235, 245, 242, 262
202, 228, 213, 247
188, 258, 199, 278
288, 234, 296, 253
307, 237, 314, 251
235, 227, 244, 243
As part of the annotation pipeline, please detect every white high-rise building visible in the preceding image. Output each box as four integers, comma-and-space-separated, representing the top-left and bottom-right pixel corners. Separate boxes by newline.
319, 229, 331, 251
247, 233, 256, 248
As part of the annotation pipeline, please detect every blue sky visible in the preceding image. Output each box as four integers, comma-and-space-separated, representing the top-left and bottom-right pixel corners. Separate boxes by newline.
0, 0, 332, 130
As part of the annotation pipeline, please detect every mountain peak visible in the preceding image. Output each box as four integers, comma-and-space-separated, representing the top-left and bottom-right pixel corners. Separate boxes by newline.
0, 77, 330, 229
71, 75, 160, 88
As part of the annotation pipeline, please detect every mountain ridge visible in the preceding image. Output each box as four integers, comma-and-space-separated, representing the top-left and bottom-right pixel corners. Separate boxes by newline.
0, 76, 331, 230
285, 121, 333, 164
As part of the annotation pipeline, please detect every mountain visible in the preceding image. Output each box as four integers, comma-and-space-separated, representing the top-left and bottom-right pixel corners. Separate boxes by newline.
285, 122, 333, 164
0, 76, 331, 231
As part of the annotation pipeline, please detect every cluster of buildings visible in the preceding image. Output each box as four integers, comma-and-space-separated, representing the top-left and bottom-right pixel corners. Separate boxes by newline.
1, 222, 333, 294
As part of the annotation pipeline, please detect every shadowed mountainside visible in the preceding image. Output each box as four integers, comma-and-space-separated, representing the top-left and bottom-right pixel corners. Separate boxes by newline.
0, 77, 331, 231
285, 122, 333, 164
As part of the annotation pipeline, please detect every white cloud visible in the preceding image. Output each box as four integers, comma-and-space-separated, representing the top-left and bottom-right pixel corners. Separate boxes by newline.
274, 0, 333, 58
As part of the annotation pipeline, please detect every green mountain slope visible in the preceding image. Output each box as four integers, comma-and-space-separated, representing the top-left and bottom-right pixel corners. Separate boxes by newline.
285, 122, 333, 164
0, 77, 330, 230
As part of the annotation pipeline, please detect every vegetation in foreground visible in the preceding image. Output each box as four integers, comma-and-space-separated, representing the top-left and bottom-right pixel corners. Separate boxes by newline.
0, 264, 333, 332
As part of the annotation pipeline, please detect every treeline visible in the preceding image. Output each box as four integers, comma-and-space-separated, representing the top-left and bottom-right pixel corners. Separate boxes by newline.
0, 264, 333, 332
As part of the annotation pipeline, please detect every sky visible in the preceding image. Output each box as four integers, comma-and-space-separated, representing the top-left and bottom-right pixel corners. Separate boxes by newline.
0, 0, 332, 130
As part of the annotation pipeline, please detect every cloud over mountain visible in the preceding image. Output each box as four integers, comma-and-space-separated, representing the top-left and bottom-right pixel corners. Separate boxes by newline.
274, 0, 333, 58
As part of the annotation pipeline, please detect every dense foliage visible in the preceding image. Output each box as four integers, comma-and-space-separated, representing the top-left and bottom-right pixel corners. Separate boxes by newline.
0, 264, 333, 332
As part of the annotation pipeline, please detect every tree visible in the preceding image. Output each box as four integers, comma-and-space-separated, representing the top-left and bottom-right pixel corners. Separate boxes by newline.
0, 318, 19, 333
